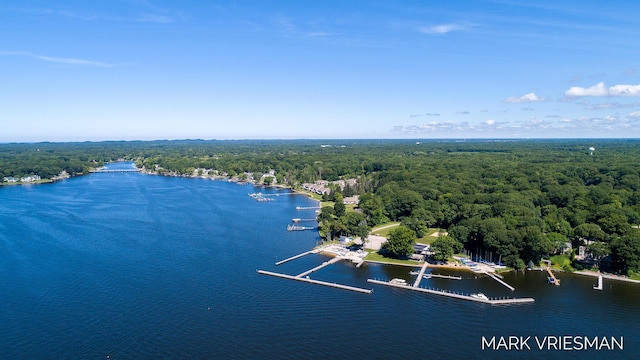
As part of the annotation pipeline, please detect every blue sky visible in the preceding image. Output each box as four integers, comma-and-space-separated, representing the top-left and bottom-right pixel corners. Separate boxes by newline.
2, 0, 640, 141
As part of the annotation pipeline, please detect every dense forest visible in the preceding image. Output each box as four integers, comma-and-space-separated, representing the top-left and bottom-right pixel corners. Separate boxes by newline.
2, 139, 640, 276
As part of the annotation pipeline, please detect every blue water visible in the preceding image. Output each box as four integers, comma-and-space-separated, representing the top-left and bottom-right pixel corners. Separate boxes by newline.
1, 163, 638, 359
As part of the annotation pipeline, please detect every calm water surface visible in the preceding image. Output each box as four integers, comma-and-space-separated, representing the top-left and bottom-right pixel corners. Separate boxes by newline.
1, 163, 638, 359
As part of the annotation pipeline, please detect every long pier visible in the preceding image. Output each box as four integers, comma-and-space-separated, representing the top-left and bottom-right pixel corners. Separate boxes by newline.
257, 270, 372, 294
413, 262, 429, 288
292, 218, 317, 223
287, 225, 315, 231
367, 279, 534, 305
429, 274, 462, 280
275, 249, 319, 266
296, 257, 342, 278
296, 206, 321, 210
485, 272, 515, 291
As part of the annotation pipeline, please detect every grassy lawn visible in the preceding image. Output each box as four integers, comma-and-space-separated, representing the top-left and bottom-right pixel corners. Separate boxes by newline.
549, 254, 572, 269
364, 251, 420, 266
370, 222, 400, 236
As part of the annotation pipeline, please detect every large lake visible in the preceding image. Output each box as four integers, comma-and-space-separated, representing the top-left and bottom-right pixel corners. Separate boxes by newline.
1, 163, 638, 359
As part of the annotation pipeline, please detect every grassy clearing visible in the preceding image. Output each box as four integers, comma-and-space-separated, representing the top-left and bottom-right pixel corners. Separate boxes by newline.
548, 254, 575, 271
370, 222, 400, 236
364, 251, 419, 266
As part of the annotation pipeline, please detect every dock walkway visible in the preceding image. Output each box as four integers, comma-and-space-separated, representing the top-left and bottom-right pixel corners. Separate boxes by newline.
367, 279, 534, 305
275, 249, 320, 266
413, 262, 429, 288
258, 270, 372, 294
485, 272, 515, 291
296, 257, 342, 278
429, 274, 462, 280
546, 267, 560, 285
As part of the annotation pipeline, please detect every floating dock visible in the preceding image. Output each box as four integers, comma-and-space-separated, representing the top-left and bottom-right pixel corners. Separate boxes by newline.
485, 272, 515, 291
429, 274, 462, 280
593, 275, 603, 290
413, 262, 429, 288
287, 224, 315, 231
258, 270, 372, 294
296, 257, 342, 278
275, 249, 320, 266
292, 218, 317, 223
296, 206, 321, 210
546, 267, 560, 285
248, 193, 274, 202
367, 279, 534, 305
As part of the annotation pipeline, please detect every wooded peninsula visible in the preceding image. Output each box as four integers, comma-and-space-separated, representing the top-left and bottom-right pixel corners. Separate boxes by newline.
2, 139, 640, 278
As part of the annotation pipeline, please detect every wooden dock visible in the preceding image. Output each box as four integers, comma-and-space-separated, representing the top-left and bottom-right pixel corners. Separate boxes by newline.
485, 272, 515, 291
546, 267, 560, 285
257, 270, 372, 294
367, 279, 534, 305
275, 249, 320, 266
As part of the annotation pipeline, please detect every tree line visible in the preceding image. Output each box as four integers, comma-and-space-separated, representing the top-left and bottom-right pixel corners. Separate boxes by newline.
1, 139, 639, 275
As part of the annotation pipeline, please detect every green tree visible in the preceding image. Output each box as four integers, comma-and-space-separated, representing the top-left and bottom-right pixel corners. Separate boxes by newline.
317, 206, 335, 223
381, 226, 416, 258
333, 193, 346, 217
430, 236, 463, 262
358, 193, 387, 226
610, 230, 640, 274
344, 211, 370, 243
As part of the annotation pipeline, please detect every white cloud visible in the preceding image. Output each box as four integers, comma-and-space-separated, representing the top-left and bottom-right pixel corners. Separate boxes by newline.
565, 82, 640, 97
0, 51, 114, 67
628, 111, 640, 119
504, 92, 544, 103
35, 55, 114, 67
565, 82, 608, 97
418, 22, 476, 34
609, 84, 640, 96
485, 119, 496, 125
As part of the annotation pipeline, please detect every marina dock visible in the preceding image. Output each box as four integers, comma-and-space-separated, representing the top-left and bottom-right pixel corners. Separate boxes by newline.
257, 270, 372, 294
413, 262, 429, 288
287, 224, 315, 231
546, 267, 560, 285
292, 218, 317, 223
367, 279, 534, 305
485, 272, 515, 291
296, 257, 342, 278
275, 249, 320, 266
296, 206, 321, 210
429, 274, 462, 280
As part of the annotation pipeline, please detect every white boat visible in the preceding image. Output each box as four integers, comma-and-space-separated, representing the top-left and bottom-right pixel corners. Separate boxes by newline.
470, 293, 489, 300
389, 278, 408, 286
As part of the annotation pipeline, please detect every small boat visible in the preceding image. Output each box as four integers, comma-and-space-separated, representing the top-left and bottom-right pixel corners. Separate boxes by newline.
470, 293, 489, 300
389, 278, 408, 286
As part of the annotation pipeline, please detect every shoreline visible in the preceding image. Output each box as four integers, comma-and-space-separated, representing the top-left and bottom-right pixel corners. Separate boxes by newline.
572, 270, 640, 284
